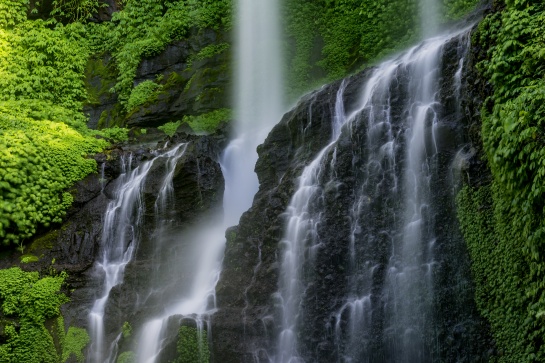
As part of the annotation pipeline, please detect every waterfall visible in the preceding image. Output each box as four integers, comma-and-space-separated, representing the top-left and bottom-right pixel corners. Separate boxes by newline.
88, 144, 187, 363
224, 0, 284, 225
274, 26, 476, 362
130, 0, 285, 361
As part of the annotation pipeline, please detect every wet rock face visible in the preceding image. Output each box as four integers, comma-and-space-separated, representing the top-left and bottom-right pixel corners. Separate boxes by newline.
210, 71, 370, 362
211, 33, 493, 362
0, 130, 226, 335
101, 132, 227, 335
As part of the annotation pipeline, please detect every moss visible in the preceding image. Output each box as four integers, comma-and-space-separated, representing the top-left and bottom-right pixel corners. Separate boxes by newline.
0, 268, 69, 362
173, 326, 209, 363
20, 254, 39, 264
61, 327, 89, 363
84, 55, 118, 107
457, 185, 543, 361
116, 351, 136, 363
182, 109, 230, 134
28, 230, 59, 253
97, 103, 126, 130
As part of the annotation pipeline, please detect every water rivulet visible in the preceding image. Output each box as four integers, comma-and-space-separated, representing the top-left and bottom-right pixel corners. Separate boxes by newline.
85, 134, 225, 362
213, 25, 493, 362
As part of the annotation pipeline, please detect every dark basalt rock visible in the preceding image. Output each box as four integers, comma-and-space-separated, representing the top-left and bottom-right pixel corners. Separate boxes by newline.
126, 28, 231, 128
0, 131, 225, 339
211, 70, 370, 362
211, 29, 494, 362
92, 129, 226, 346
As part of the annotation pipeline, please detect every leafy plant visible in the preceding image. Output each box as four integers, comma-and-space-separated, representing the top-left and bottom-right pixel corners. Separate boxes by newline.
173, 326, 209, 363
117, 351, 136, 363
0, 268, 69, 362
126, 80, 162, 111
100, 126, 129, 142
51, 0, 105, 22
0, 105, 106, 245
61, 327, 90, 363
158, 120, 182, 137
121, 321, 132, 339
458, 2, 545, 361
183, 108, 230, 134
0, 0, 28, 28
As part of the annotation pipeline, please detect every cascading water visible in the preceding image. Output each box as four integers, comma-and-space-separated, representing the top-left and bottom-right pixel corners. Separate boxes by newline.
88, 144, 187, 363
273, 25, 481, 362
130, 0, 285, 361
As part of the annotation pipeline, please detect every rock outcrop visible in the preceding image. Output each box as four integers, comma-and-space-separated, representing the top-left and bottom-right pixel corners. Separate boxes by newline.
84, 28, 231, 130
211, 29, 494, 362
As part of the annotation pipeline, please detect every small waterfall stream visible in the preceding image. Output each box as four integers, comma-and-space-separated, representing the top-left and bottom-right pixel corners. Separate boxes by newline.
88, 144, 187, 363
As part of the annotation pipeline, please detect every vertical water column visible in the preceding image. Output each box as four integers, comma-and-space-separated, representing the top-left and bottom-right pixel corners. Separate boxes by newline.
134, 1, 285, 361
420, 0, 440, 38
223, 0, 284, 226
384, 36, 447, 363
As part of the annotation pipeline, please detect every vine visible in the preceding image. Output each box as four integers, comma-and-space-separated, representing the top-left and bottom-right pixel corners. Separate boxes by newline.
457, 1, 545, 361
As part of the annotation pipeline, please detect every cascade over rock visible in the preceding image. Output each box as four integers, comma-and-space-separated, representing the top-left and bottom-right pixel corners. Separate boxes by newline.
212, 27, 495, 362
0, 130, 226, 348
212, 73, 368, 362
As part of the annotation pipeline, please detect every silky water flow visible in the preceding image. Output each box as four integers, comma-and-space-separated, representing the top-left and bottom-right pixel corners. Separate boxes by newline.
273, 27, 478, 363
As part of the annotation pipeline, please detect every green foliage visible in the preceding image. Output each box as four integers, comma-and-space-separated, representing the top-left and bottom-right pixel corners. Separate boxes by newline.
99, 126, 129, 142
87, 0, 232, 109
284, 0, 480, 96
117, 351, 136, 363
20, 254, 39, 263
284, 0, 419, 95
443, 0, 480, 20
0, 268, 69, 363
126, 80, 162, 111
0, 103, 106, 244
121, 321, 132, 339
183, 108, 230, 134
188, 43, 230, 67
462, 2, 545, 361
476, 2, 545, 268
0, 8, 122, 248
0, 0, 28, 28
0, 20, 91, 112
61, 327, 90, 363
51, 0, 104, 22
158, 120, 182, 137
173, 326, 209, 363
457, 185, 545, 362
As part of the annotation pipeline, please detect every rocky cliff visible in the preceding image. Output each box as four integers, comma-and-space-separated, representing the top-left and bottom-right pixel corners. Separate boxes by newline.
211, 26, 495, 363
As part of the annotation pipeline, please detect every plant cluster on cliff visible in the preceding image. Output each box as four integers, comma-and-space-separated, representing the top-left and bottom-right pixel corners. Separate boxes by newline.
458, 0, 545, 361
86, 0, 232, 111
0, 4, 113, 246
0, 267, 89, 363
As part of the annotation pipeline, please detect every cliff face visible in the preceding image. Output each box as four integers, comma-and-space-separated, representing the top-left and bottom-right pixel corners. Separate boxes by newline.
0, 131, 226, 352
211, 28, 494, 362
84, 27, 231, 130
211, 72, 368, 362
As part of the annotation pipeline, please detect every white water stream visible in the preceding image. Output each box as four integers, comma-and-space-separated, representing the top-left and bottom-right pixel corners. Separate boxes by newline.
88, 144, 187, 363
87, 0, 284, 361
275, 26, 472, 362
